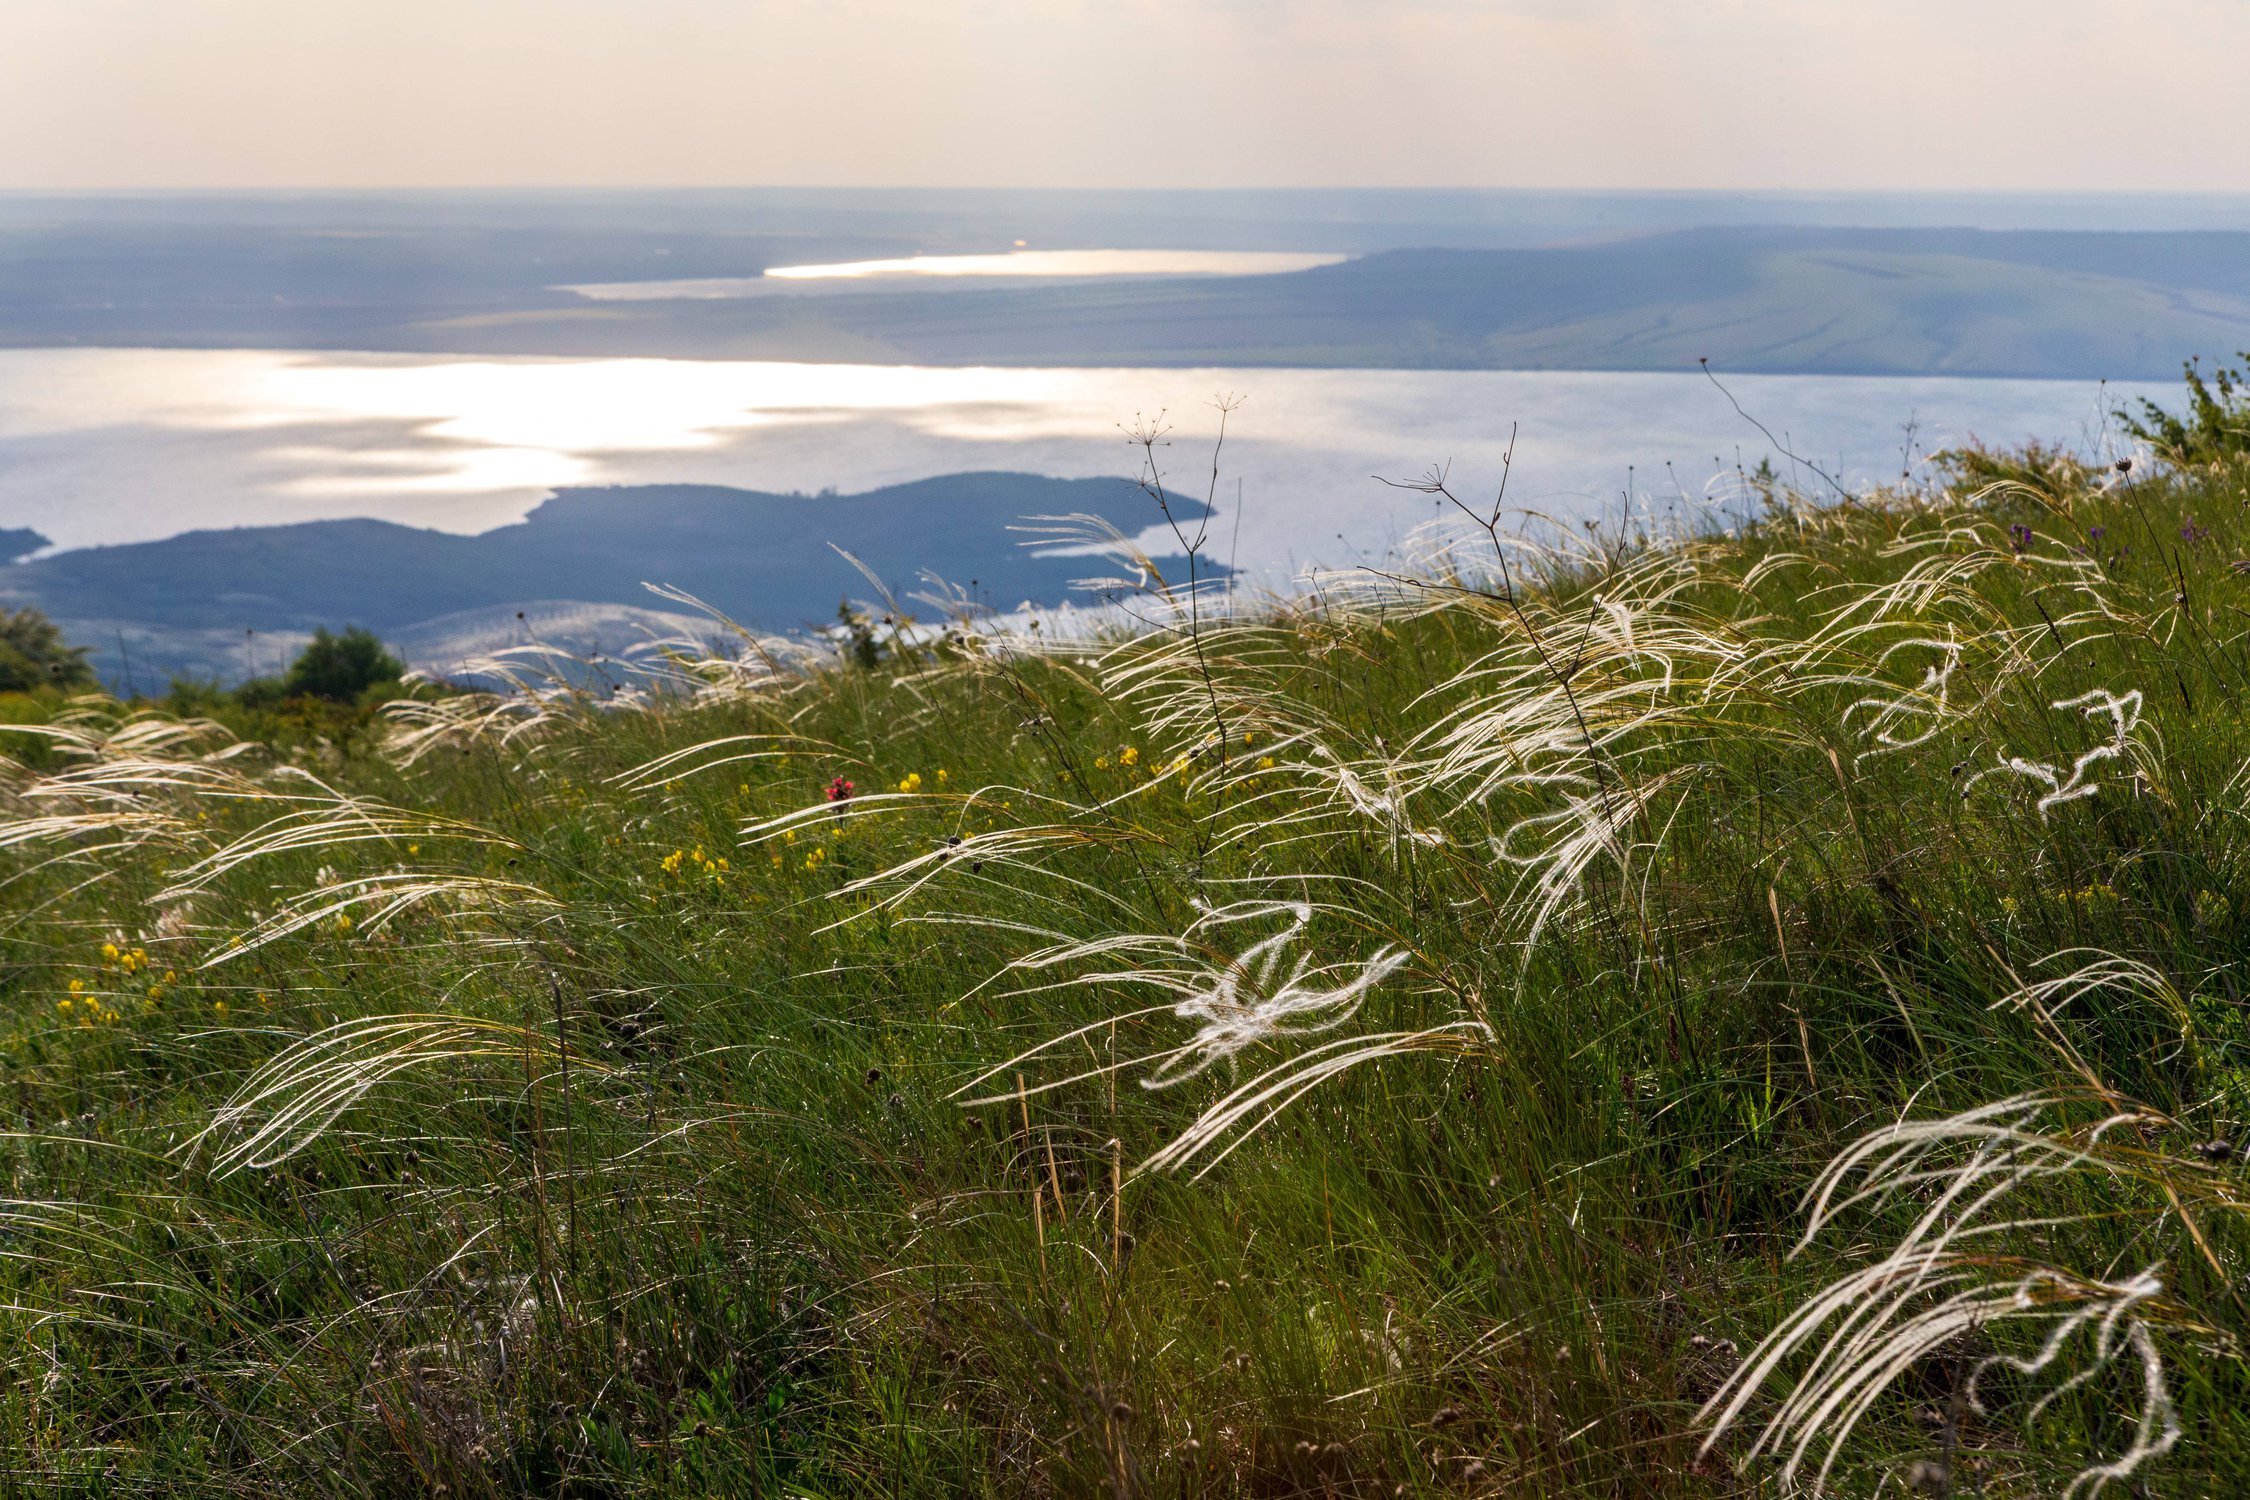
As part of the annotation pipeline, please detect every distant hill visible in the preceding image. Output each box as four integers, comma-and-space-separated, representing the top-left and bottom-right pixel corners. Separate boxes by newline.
0, 472, 1197, 687
8, 215, 2249, 379
429, 228, 2250, 379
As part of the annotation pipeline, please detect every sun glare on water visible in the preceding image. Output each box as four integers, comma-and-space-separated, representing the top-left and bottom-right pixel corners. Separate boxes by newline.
559, 250, 1349, 301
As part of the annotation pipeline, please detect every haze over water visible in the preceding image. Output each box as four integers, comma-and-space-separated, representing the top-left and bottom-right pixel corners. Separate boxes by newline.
0, 347, 2146, 580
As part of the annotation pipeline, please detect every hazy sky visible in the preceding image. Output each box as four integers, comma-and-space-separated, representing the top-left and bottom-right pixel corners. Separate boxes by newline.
4, 0, 2246, 192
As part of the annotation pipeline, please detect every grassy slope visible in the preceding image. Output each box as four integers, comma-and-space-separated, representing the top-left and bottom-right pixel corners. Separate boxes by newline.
5, 444, 2250, 1496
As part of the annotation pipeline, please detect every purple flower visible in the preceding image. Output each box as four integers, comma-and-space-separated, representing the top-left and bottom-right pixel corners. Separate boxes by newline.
2008, 522, 2034, 555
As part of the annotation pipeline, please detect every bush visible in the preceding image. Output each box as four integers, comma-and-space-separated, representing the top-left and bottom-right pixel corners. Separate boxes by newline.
2123, 352, 2250, 464
279, 626, 405, 702
0, 607, 96, 693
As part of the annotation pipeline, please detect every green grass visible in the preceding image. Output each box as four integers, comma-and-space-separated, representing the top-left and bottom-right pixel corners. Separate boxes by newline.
6, 437, 2250, 1497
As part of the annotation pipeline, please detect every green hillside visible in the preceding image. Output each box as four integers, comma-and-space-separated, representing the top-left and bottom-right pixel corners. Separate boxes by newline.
4, 377, 2250, 1494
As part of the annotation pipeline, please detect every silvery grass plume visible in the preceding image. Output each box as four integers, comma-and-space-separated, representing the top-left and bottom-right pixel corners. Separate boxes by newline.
955, 899, 1466, 1178
381, 587, 820, 770
1697, 1093, 2216, 1496
1701, 952, 2243, 1493
383, 642, 652, 767
185, 1014, 612, 1174
0, 705, 265, 861
67, 763, 565, 962
741, 772, 1170, 931
1965, 687, 2147, 818
633, 582, 829, 706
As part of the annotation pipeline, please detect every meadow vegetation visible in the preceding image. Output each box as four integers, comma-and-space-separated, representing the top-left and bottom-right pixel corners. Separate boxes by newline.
4, 370, 2250, 1496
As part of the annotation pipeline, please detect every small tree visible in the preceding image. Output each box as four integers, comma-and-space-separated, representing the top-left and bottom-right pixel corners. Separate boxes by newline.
0, 608, 97, 693
281, 626, 405, 702
2123, 353, 2250, 465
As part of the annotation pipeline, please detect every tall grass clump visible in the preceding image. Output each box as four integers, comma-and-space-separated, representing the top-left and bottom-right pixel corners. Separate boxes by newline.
6, 381, 2250, 1495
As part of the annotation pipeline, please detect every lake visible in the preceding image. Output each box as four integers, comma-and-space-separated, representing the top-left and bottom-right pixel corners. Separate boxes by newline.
0, 348, 2155, 581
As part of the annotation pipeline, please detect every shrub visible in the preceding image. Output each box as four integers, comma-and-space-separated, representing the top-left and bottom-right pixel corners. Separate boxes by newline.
0, 607, 96, 693
279, 625, 405, 702
2123, 352, 2250, 464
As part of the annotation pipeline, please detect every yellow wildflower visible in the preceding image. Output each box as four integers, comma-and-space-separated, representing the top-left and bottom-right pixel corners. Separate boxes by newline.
56, 998, 72, 1014
68, 978, 84, 993
1094, 756, 1110, 771
101, 942, 119, 962
935, 768, 950, 785
897, 772, 923, 794
1257, 756, 1276, 770
1119, 747, 1140, 767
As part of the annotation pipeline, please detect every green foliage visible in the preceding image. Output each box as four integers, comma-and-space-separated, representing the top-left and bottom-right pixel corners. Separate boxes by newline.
0, 606, 95, 693
10, 454, 2250, 1494
278, 624, 404, 702
2123, 352, 2250, 464
837, 598, 884, 670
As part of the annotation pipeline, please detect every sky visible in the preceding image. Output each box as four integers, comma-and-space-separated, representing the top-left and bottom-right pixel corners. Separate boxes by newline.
2, 0, 2247, 193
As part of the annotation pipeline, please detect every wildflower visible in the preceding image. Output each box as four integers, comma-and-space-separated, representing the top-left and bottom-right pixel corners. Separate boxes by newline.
897, 771, 923, 794
56, 998, 72, 1014
1119, 747, 1141, 767
935, 768, 950, 785
1257, 756, 1277, 771
100, 942, 119, 962
2181, 520, 2212, 546
2007, 522, 2034, 555
1094, 756, 1110, 770
405, 843, 420, 856
212, 1000, 228, 1017
827, 775, 856, 804
67, 978, 84, 993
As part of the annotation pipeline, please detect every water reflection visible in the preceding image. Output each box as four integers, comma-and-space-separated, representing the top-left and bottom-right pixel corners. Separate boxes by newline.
0, 348, 2143, 577
562, 250, 1350, 300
